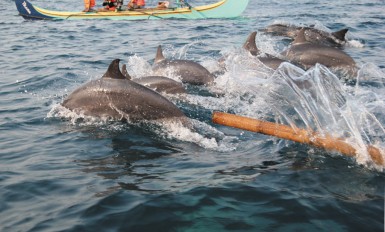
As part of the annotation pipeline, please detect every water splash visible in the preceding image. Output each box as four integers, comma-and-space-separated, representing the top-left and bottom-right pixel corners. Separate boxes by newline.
47, 103, 120, 127
261, 64, 385, 169
198, 44, 384, 169
125, 55, 153, 78
346, 39, 365, 48
47, 102, 239, 152
157, 118, 239, 152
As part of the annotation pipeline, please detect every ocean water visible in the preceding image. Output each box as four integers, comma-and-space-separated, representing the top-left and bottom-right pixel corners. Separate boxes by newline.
1, 0, 384, 231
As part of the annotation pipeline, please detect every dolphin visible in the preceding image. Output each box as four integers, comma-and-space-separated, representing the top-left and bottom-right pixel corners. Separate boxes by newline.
261, 23, 301, 37
261, 24, 348, 47
152, 45, 215, 85
243, 31, 287, 70
121, 64, 186, 94
281, 28, 356, 71
62, 59, 186, 122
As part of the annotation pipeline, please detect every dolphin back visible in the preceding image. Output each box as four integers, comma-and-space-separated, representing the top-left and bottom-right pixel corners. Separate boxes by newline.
62, 78, 185, 121
155, 45, 166, 63
284, 43, 355, 70
152, 45, 214, 85
263, 24, 347, 47
243, 32, 260, 56
153, 59, 215, 85
133, 76, 186, 94
331, 28, 348, 42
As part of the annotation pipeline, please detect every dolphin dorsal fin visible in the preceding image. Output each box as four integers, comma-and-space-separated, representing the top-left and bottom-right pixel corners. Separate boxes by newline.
332, 28, 348, 41
292, 28, 308, 44
243, 31, 260, 56
121, 64, 131, 80
102, 59, 126, 79
155, 45, 166, 63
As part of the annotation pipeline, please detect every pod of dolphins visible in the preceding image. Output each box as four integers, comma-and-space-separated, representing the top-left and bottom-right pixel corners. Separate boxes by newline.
62, 23, 357, 122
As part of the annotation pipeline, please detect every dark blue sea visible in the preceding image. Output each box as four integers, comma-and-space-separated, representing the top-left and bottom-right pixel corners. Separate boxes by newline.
1, 0, 384, 231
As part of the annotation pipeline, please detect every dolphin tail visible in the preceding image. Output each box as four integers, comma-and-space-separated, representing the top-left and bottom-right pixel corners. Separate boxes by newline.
243, 31, 260, 56
292, 28, 307, 44
121, 64, 132, 80
102, 59, 127, 79
332, 28, 348, 41
155, 45, 166, 63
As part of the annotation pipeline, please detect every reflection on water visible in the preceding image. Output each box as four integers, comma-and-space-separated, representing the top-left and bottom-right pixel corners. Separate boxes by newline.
74, 126, 183, 194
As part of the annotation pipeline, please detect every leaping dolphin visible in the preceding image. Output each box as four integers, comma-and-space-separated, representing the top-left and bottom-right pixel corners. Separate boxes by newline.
122, 64, 186, 94
62, 59, 186, 122
261, 24, 348, 47
152, 45, 215, 85
243, 31, 287, 70
281, 28, 356, 72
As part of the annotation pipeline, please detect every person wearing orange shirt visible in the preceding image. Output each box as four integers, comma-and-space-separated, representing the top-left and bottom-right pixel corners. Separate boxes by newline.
127, 0, 146, 10
83, 0, 96, 12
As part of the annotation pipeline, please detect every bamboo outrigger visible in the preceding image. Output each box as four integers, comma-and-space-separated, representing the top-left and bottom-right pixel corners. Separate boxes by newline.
15, 0, 249, 20
212, 112, 385, 166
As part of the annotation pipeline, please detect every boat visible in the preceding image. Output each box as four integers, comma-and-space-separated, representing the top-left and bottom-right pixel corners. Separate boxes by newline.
15, 0, 249, 20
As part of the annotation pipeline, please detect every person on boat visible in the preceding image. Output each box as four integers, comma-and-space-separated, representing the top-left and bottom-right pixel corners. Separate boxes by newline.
83, 0, 96, 12
127, 0, 146, 10
99, 0, 119, 11
116, 0, 124, 11
157, 1, 170, 9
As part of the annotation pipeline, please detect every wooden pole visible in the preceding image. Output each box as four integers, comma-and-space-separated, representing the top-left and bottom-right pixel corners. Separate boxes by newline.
212, 112, 384, 166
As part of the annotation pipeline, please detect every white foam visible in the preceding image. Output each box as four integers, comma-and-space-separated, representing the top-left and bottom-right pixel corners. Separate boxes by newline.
125, 55, 153, 78
157, 119, 239, 152
47, 103, 119, 126
346, 39, 365, 48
